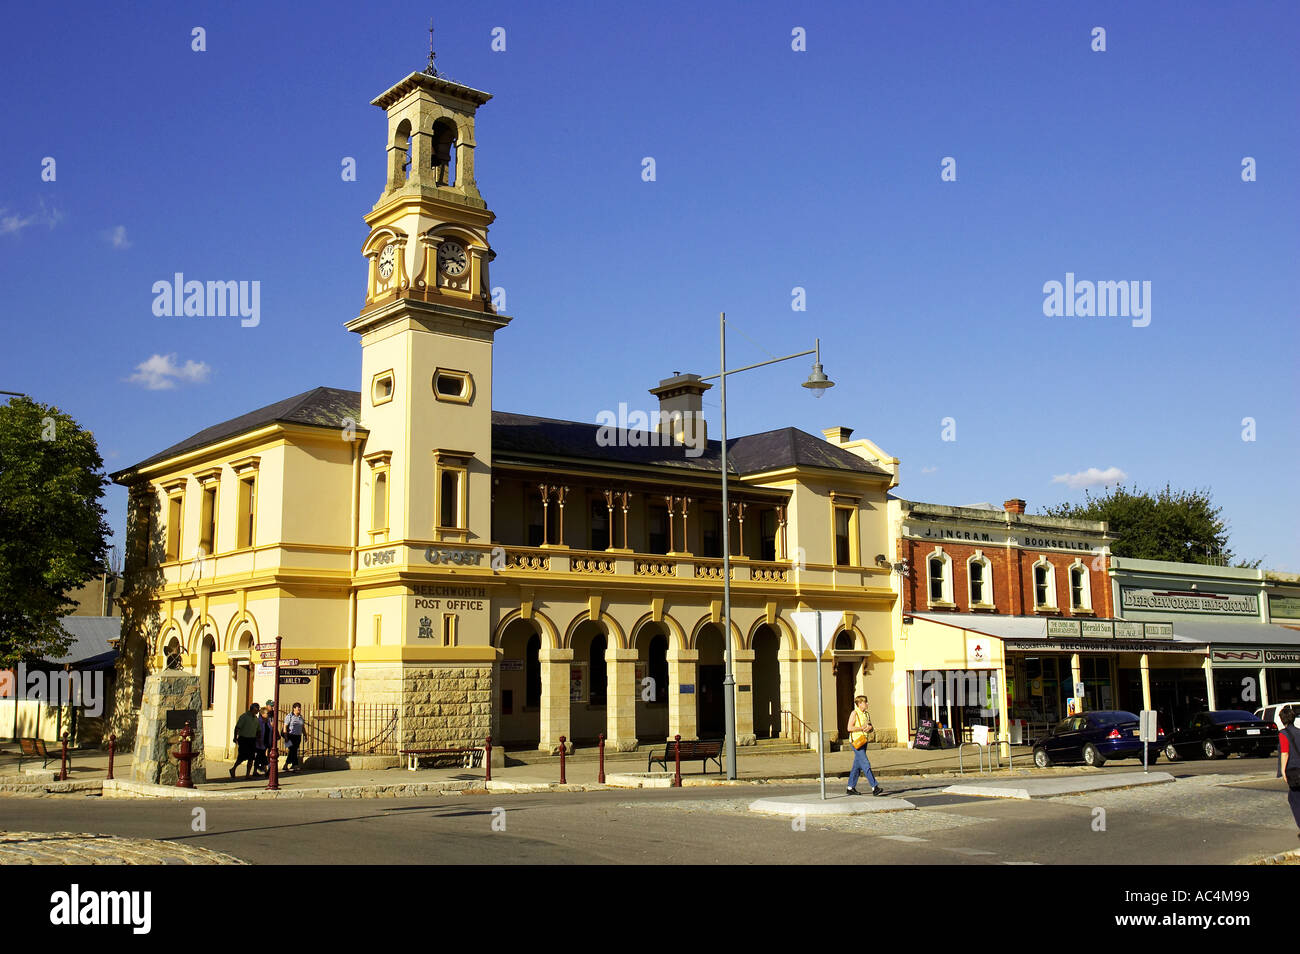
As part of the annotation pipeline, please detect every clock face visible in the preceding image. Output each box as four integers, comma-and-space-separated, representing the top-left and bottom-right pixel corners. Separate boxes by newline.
377, 244, 396, 280
438, 241, 468, 277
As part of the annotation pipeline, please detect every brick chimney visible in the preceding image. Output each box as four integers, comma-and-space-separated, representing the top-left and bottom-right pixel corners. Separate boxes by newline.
1004, 498, 1026, 514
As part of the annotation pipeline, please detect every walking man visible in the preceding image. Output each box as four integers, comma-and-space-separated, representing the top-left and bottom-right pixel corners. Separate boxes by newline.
230, 703, 261, 778
846, 695, 883, 796
282, 702, 305, 773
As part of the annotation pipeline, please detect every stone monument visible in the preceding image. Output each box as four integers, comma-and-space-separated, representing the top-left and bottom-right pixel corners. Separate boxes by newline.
131, 670, 206, 786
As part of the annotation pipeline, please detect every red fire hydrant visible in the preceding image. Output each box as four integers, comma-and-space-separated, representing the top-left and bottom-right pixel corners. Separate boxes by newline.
174, 722, 197, 789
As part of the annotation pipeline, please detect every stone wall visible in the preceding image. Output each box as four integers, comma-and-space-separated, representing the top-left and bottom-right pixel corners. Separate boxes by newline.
131, 672, 206, 786
400, 664, 496, 749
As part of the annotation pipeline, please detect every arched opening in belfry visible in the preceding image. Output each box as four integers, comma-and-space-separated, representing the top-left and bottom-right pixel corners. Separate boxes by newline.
432, 118, 458, 186
395, 119, 413, 182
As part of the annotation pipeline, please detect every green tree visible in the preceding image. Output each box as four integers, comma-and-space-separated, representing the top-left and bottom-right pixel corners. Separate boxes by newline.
1042, 483, 1258, 567
0, 396, 111, 666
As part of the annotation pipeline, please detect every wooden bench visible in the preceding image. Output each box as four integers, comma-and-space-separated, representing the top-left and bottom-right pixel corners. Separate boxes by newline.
400, 747, 484, 772
17, 738, 54, 770
648, 738, 724, 774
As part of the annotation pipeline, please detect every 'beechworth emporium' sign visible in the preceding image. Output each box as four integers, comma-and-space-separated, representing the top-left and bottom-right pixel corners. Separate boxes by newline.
1121, 587, 1259, 616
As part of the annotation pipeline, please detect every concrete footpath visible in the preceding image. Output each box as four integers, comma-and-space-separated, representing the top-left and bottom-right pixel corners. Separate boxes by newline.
0, 741, 1113, 800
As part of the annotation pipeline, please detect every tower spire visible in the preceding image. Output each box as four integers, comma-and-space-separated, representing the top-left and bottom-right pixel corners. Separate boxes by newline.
425, 18, 438, 76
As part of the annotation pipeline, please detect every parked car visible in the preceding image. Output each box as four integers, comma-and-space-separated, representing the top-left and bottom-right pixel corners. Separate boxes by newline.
1162, 710, 1277, 761
1032, 710, 1164, 768
1255, 702, 1300, 730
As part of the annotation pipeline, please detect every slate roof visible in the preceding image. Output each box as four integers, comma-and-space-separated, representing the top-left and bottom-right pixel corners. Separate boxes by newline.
42, 617, 121, 669
115, 387, 889, 481
112, 387, 362, 479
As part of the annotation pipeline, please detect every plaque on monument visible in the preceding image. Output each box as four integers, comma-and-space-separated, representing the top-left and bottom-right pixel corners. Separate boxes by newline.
165, 708, 197, 730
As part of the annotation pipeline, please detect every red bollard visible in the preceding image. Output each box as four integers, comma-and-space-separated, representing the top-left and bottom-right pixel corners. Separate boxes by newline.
598, 732, 605, 784
559, 735, 567, 784
485, 735, 492, 783
58, 732, 69, 781
673, 734, 682, 788
106, 734, 116, 781
174, 722, 196, 789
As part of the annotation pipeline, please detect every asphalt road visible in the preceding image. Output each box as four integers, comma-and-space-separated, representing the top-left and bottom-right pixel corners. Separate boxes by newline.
1, 756, 1295, 866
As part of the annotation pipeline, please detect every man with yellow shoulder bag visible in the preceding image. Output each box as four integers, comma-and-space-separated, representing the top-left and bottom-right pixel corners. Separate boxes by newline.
846, 695, 883, 796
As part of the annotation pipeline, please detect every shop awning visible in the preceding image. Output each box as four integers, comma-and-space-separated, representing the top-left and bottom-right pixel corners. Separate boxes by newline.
908, 613, 1208, 653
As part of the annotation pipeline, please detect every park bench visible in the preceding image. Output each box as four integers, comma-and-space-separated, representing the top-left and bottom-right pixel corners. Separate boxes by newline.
647, 738, 724, 774
17, 738, 55, 770
400, 747, 484, 772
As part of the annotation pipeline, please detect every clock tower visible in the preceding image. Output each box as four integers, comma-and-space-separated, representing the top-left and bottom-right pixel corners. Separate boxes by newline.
345, 62, 510, 554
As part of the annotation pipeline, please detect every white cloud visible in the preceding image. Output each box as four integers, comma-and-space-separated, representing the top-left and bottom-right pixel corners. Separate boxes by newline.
105, 225, 131, 249
0, 198, 62, 235
127, 353, 211, 390
1051, 466, 1127, 490
920, 465, 939, 474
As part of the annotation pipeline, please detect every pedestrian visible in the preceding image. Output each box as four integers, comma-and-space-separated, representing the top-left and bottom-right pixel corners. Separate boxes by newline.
1278, 706, 1300, 838
282, 702, 305, 773
254, 702, 275, 776
846, 695, 883, 796
230, 703, 261, 778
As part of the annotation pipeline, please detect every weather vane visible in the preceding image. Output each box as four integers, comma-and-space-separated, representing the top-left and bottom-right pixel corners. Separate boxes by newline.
425, 18, 438, 76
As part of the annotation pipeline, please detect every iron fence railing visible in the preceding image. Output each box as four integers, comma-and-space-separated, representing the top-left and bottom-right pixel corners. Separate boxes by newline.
301, 705, 399, 758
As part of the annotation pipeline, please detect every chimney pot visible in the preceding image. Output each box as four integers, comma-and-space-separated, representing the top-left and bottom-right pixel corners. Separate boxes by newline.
1004, 498, 1027, 514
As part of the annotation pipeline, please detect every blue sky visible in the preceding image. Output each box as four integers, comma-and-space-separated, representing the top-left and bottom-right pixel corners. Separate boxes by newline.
1, 0, 1296, 569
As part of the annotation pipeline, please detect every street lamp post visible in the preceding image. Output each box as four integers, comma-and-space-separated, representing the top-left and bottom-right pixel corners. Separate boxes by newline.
701, 312, 833, 779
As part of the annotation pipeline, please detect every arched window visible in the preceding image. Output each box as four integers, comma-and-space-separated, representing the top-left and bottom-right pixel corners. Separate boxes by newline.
1069, 560, 1092, 611
1032, 558, 1058, 610
201, 636, 216, 709
927, 549, 953, 605
968, 551, 994, 607
589, 634, 607, 706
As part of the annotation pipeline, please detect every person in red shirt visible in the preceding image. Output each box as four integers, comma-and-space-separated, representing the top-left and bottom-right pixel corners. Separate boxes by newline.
1278, 706, 1300, 836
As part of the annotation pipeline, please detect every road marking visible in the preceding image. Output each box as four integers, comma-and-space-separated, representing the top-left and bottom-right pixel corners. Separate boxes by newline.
941, 846, 996, 856
1003, 861, 1041, 865
880, 835, 928, 843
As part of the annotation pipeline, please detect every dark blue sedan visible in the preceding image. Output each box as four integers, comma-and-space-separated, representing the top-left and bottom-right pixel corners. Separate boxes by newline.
1032, 710, 1164, 768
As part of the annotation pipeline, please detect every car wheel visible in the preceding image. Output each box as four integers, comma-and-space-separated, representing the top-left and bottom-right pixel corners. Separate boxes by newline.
1201, 738, 1221, 759
1082, 743, 1106, 767
1163, 742, 1179, 762
1033, 747, 1051, 768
